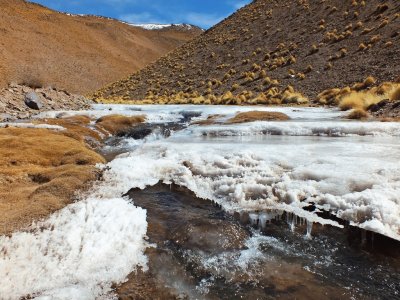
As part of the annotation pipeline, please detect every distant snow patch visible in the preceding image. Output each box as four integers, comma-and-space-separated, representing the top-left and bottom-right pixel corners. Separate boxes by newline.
128, 23, 196, 30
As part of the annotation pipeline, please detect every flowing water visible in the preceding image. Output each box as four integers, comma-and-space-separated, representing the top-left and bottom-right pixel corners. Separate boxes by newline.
1, 105, 400, 299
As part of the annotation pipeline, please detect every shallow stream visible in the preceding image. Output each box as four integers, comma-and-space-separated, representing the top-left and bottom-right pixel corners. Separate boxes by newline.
1, 105, 400, 299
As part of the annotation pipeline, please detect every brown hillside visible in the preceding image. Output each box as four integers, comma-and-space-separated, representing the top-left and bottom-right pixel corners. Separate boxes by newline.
0, 0, 202, 94
94, 0, 400, 105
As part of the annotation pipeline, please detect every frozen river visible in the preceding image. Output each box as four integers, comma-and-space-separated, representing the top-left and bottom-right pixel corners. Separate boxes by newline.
1, 105, 400, 299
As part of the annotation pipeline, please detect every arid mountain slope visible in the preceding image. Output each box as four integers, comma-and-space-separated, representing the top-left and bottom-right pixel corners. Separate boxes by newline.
0, 0, 202, 94
95, 0, 400, 104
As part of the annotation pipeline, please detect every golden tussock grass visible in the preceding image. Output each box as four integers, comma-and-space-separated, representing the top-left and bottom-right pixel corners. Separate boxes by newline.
95, 114, 146, 135
318, 78, 400, 111
226, 111, 290, 124
0, 127, 105, 235
281, 90, 309, 104
338, 82, 400, 111
346, 109, 369, 119
35, 115, 102, 142
391, 87, 400, 101
192, 114, 226, 126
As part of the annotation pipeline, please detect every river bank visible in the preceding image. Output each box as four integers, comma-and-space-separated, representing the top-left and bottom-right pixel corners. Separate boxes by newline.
0, 112, 147, 235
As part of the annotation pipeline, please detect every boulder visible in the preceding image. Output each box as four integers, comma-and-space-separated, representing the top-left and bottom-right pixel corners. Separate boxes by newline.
24, 92, 43, 110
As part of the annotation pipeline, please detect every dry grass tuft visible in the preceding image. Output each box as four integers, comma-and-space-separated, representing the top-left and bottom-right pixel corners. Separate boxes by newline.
0, 127, 105, 235
319, 79, 400, 110
35, 115, 101, 142
391, 87, 400, 101
95, 114, 146, 135
281, 90, 309, 104
226, 111, 290, 124
192, 114, 226, 125
347, 109, 369, 119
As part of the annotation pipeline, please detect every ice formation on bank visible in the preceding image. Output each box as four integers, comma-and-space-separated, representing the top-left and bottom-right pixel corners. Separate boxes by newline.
0, 162, 149, 299
189, 121, 400, 137
103, 113, 400, 240
0, 123, 65, 130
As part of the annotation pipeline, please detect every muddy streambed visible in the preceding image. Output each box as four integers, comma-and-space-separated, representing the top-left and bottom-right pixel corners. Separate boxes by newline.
1, 105, 400, 299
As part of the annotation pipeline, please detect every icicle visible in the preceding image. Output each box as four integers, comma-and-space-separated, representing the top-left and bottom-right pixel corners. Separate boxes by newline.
249, 213, 259, 226
286, 212, 291, 224
290, 215, 296, 232
259, 213, 268, 230
306, 220, 313, 239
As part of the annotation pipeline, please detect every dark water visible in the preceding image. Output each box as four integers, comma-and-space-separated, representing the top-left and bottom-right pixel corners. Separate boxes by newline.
116, 183, 400, 300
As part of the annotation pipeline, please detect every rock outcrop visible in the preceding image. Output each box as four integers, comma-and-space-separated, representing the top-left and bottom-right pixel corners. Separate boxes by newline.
0, 84, 91, 120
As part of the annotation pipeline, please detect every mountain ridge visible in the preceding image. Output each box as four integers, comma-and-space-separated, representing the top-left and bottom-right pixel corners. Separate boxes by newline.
94, 0, 400, 107
0, 0, 202, 94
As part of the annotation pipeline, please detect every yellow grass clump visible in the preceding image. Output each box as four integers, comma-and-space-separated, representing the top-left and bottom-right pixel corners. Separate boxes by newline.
0, 126, 105, 235
226, 111, 290, 124
347, 109, 369, 119
95, 114, 146, 135
281, 90, 309, 105
339, 82, 400, 110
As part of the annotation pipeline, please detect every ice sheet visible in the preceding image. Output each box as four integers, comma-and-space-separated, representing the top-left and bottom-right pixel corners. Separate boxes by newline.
104, 127, 400, 240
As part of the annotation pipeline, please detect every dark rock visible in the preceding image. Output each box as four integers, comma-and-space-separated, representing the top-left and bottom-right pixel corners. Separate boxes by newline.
179, 111, 202, 123
117, 123, 184, 139
24, 92, 43, 110
367, 100, 388, 112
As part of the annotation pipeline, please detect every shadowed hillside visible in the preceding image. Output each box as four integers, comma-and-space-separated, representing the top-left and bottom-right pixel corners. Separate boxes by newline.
94, 0, 400, 106
0, 0, 202, 94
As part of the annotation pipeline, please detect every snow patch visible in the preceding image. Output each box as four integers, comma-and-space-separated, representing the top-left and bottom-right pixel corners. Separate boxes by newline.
0, 123, 65, 130
0, 198, 148, 299
0, 140, 154, 299
128, 23, 195, 30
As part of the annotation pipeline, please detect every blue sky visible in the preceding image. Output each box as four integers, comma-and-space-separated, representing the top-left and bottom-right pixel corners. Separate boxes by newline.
29, 0, 252, 29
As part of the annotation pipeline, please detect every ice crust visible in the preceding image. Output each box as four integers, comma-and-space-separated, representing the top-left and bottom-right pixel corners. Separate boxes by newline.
2, 105, 400, 299
0, 164, 149, 299
98, 104, 400, 240
0, 123, 65, 130
189, 121, 400, 137
36, 104, 345, 123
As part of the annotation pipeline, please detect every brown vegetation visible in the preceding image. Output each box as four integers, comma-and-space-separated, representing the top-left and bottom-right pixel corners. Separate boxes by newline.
192, 114, 226, 125
95, 115, 146, 135
318, 79, 400, 112
0, 125, 105, 235
0, 113, 150, 234
226, 111, 290, 124
347, 109, 369, 119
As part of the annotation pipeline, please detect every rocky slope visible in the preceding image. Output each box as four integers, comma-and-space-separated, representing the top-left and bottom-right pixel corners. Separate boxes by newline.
94, 0, 400, 105
0, 0, 202, 94
0, 84, 91, 121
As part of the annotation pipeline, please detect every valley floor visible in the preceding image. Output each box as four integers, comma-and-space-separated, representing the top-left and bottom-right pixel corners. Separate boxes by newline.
1, 104, 400, 299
